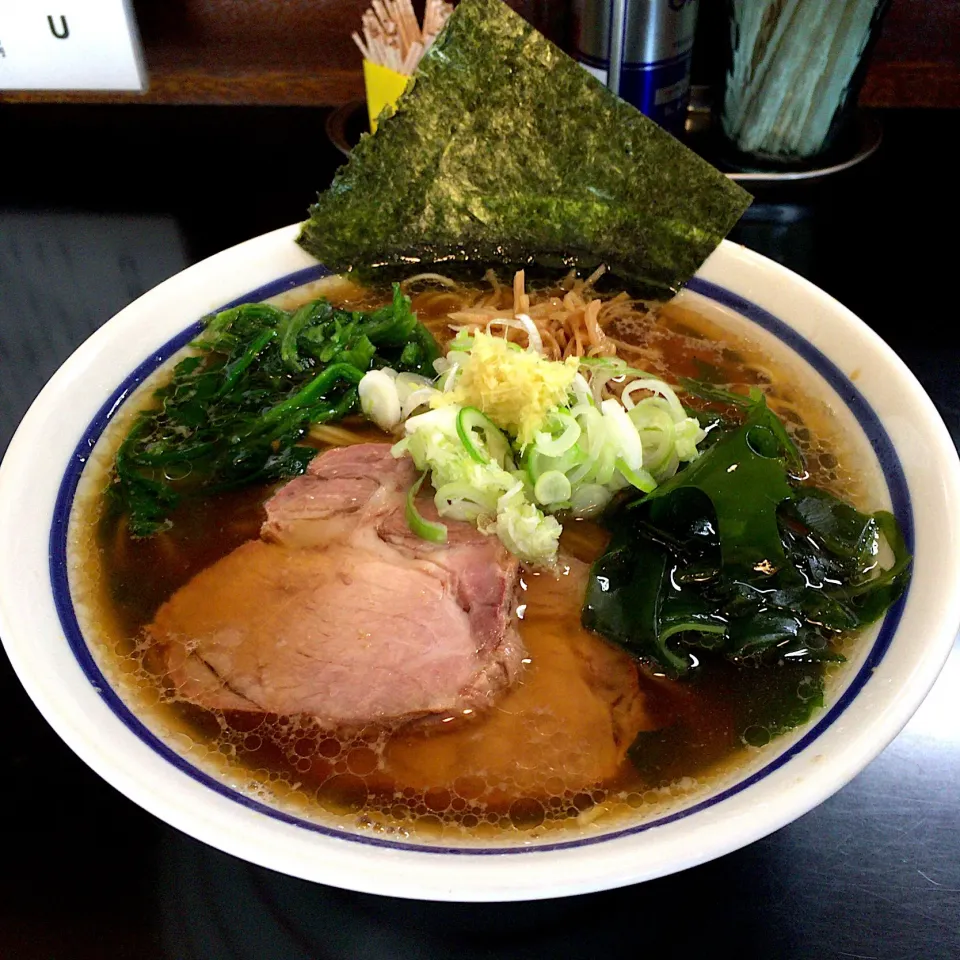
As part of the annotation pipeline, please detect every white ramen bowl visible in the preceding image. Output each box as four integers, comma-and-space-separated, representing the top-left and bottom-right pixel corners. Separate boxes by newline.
2, 224, 959, 902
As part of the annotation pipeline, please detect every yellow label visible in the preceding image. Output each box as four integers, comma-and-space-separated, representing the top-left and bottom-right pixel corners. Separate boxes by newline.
363, 60, 410, 133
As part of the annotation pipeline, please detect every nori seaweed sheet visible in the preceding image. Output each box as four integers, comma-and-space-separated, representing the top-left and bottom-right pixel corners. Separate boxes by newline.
298, 0, 751, 299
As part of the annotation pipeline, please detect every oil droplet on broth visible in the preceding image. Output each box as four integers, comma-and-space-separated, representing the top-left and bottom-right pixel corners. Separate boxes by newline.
317, 774, 369, 815
742, 725, 771, 748
509, 798, 546, 829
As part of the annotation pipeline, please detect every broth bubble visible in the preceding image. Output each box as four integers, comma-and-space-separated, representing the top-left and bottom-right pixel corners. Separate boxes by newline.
742, 725, 771, 748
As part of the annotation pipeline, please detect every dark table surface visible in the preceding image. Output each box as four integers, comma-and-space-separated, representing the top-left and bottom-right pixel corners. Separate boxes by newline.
1, 105, 957, 960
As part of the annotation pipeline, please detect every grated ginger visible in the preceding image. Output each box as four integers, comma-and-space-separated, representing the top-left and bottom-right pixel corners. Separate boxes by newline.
433, 332, 578, 445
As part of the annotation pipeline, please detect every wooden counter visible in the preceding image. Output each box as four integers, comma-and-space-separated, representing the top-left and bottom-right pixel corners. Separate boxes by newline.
1, 0, 955, 108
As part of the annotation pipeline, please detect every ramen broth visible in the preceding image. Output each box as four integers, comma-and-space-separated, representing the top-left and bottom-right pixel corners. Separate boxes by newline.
71, 277, 873, 842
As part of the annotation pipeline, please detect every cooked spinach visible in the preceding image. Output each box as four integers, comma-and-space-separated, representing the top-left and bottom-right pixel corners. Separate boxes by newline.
110, 286, 438, 536
583, 385, 911, 679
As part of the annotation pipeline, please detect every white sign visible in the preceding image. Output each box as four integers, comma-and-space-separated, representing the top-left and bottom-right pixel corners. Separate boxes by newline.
0, 1, 145, 91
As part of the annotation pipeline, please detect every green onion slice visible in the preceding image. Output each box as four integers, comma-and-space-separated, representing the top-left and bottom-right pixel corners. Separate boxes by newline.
456, 406, 512, 467
616, 458, 657, 493
406, 472, 448, 543
534, 470, 572, 505
533, 410, 581, 457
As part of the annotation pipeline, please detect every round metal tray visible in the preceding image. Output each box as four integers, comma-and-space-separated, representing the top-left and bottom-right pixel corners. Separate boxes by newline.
684, 90, 883, 185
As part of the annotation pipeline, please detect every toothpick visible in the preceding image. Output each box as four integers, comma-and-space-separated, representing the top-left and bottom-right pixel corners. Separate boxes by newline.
355, 0, 453, 74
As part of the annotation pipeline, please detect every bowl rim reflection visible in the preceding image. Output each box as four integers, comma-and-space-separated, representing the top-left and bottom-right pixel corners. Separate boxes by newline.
1, 225, 958, 900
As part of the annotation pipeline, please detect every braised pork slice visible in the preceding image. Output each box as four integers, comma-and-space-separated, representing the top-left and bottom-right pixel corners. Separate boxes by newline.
384, 559, 655, 796
148, 444, 524, 727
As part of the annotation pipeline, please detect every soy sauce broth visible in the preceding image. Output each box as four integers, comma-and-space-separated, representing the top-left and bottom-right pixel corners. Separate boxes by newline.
69, 276, 876, 842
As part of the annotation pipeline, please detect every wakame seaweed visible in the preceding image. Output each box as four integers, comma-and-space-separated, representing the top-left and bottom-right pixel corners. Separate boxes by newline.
297, 0, 751, 300
110, 287, 439, 536
582, 385, 912, 678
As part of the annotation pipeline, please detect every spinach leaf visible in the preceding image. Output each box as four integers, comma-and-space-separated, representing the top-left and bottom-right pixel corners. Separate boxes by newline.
109, 287, 439, 537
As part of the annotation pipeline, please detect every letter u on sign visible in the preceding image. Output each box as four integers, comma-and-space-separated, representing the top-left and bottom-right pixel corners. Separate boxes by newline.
0, 0, 146, 91
48, 15, 70, 39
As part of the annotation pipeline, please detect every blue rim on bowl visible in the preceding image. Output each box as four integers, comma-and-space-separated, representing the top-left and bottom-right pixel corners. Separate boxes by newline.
48, 263, 914, 855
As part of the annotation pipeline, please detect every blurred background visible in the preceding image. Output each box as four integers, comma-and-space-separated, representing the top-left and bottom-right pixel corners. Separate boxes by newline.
2, 0, 955, 112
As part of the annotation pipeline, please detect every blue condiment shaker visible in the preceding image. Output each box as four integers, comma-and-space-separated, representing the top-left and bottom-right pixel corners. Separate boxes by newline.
571, 0, 699, 136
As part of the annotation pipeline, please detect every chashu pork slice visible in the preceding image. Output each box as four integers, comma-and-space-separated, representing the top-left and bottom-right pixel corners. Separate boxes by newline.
148, 444, 525, 727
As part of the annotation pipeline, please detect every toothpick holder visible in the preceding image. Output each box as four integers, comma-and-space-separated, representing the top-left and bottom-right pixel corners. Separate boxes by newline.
363, 59, 410, 133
